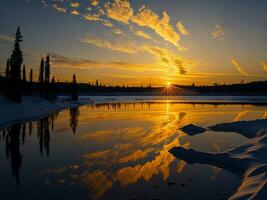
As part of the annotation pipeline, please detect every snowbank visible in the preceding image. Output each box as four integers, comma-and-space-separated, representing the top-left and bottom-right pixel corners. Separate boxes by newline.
171, 120, 267, 200
0, 96, 92, 128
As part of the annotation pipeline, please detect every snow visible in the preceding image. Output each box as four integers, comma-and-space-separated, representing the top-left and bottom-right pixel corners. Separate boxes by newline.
170, 119, 267, 200
0, 96, 92, 128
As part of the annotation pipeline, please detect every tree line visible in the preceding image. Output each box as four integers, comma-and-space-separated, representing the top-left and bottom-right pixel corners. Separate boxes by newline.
3, 27, 78, 103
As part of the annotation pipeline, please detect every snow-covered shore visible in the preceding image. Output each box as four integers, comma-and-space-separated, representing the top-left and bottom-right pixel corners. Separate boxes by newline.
171, 120, 267, 200
0, 96, 93, 128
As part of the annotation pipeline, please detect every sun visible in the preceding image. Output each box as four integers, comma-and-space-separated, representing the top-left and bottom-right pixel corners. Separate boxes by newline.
167, 82, 171, 87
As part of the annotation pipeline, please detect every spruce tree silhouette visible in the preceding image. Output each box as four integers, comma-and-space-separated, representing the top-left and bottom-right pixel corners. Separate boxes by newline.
71, 73, 78, 101
44, 55, 50, 98
9, 27, 23, 103
39, 58, 44, 95
69, 107, 79, 134
5, 124, 22, 186
45, 55, 50, 83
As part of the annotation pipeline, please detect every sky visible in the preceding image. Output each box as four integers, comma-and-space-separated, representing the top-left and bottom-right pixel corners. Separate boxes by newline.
0, 0, 267, 86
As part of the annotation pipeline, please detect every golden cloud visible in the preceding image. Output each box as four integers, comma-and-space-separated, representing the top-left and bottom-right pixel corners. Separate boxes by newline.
142, 46, 197, 75
262, 62, 267, 72
104, 0, 133, 24
71, 10, 79, 15
134, 30, 152, 40
70, 2, 79, 8
91, 0, 100, 6
230, 59, 248, 76
212, 24, 225, 41
0, 34, 14, 42
50, 53, 159, 72
131, 6, 181, 48
52, 4, 67, 13
176, 21, 189, 36
81, 35, 139, 54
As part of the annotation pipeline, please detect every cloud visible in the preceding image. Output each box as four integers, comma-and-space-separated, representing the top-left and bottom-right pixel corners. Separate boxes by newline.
70, 2, 79, 8
112, 28, 123, 35
262, 62, 267, 72
131, 6, 181, 48
71, 10, 79, 15
176, 21, 189, 36
83, 13, 101, 21
82, 13, 113, 27
142, 46, 196, 75
212, 24, 225, 41
104, 0, 133, 24
230, 59, 249, 76
0, 34, 14, 42
81, 35, 139, 54
91, 0, 100, 6
134, 30, 152, 40
52, 4, 67, 13
50, 52, 159, 72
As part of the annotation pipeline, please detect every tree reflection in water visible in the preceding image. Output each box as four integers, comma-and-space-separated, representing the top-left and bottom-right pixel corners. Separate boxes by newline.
69, 107, 80, 134
0, 111, 70, 186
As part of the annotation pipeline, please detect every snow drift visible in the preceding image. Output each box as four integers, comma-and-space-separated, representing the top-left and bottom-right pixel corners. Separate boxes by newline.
171, 120, 267, 200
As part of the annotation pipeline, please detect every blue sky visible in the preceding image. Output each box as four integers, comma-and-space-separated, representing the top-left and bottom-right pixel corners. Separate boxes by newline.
0, 0, 267, 85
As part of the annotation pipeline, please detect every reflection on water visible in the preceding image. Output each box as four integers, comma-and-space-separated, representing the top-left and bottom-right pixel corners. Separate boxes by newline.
0, 102, 266, 199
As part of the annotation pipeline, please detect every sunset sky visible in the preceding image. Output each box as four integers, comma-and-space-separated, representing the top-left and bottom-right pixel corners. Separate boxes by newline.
0, 0, 267, 86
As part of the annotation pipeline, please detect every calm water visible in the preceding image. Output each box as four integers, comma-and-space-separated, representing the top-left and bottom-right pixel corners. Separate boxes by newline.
1, 101, 267, 200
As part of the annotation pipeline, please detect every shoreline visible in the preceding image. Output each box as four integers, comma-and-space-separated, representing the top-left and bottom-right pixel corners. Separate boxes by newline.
0, 96, 93, 128
1, 95, 267, 128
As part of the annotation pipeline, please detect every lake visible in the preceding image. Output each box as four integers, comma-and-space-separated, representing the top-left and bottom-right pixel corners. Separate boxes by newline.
1, 100, 266, 200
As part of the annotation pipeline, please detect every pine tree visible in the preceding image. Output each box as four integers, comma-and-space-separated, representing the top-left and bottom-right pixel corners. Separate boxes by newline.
39, 58, 44, 95
5, 58, 10, 78
44, 55, 51, 98
9, 26, 23, 103
39, 58, 44, 83
71, 73, 78, 101
45, 55, 50, 83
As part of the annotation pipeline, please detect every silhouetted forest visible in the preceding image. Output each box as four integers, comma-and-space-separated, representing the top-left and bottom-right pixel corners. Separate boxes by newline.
1, 27, 78, 103
1, 27, 267, 99
0, 108, 79, 186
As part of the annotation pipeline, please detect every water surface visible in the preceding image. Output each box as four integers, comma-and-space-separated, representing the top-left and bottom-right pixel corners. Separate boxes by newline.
1, 101, 266, 200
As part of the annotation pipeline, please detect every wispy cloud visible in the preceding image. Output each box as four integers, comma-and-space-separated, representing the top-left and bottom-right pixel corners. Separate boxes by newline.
142, 46, 197, 75
176, 21, 189, 36
91, 0, 100, 7
212, 24, 225, 41
70, 2, 79, 8
131, 6, 181, 49
50, 52, 160, 72
0, 34, 14, 42
262, 62, 267, 72
230, 59, 249, 76
52, 4, 67, 13
71, 10, 79, 15
104, 0, 133, 24
81, 35, 139, 54
134, 30, 152, 40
